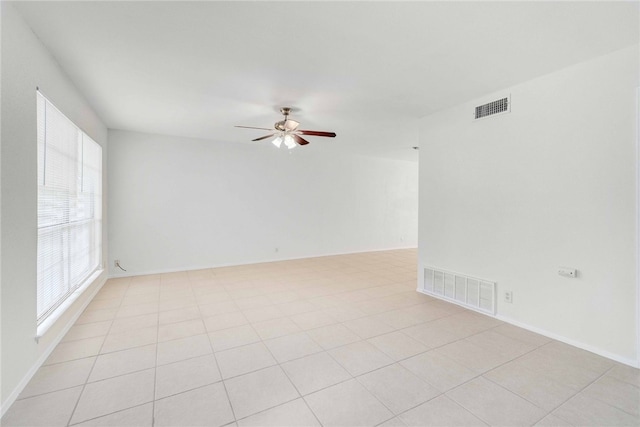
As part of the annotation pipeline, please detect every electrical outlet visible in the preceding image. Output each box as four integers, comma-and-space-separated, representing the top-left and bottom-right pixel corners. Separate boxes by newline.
275, 248, 279, 253
114, 259, 120, 268
504, 291, 513, 304
558, 267, 576, 278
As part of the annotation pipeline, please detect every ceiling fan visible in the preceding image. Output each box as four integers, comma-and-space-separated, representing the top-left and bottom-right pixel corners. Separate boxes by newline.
235, 107, 336, 149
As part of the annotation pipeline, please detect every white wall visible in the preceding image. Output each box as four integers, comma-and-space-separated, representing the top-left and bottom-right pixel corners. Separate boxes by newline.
108, 130, 418, 275
418, 46, 639, 364
1, 3, 108, 409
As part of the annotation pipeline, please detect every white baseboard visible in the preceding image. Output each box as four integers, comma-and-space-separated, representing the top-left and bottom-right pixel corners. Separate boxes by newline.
0, 275, 108, 418
108, 246, 418, 278
417, 287, 639, 369
495, 314, 640, 368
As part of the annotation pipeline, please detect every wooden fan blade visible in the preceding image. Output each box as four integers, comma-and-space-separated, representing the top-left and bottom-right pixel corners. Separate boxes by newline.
252, 134, 275, 142
298, 130, 336, 137
235, 125, 274, 131
292, 134, 310, 146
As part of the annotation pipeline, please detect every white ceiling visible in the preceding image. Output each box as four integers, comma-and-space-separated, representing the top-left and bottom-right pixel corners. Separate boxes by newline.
14, 1, 639, 161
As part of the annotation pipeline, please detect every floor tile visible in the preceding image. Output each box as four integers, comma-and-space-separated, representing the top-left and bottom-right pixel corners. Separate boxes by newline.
343, 316, 395, 339
76, 308, 118, 325
581, 375, 640, 417
100, 326, 157, 354
155, 354, 221, 399
62, 321, 112, 342
73, 403, 153, 426
90, 344, 156, 382
304, 379, 393, 427
199, 301, 240, 317
484, 362, 578, 410
252, 317, 301, 340
237, 398, 320, 426
466, 329, 537, 359
158, 319, 206, 342
2, 386, 83, 426
121, 293, 159, 308
12, 250, 639, 427
109, 313, 158, 334
290, 311, 338, 330
234, 295, 272, 309
306, 323, 360, 350
281, 352, 351, 395
400, 321, 458, 348
45, 336, 105, 365
607, 363, 640, 387
204, 311, 248, 332
116, 302, 159, 319
225, 366, 300, 419
267, 290, 302, 305
434, 339, 510, 373
553, 392, 640, 426
401, 351, 477, 392
371, 307, 429, 329
158, 306, 202, 325
20, 357, 95, 398
216, 342, 277, 379
264, 332, 323, 363
156, 334, 212, 365
276, 300, 320, 316
491, 323, 552, 347
329, 341, 393, 376
399, 395, 487, 427
323, 305, 366, 322
357, 364, 440, 414
367, 331, 428, 361
154, 383, 234, 427
511, 348, 609, 390
242, 305, 285, 323
447, 377, 546, 426
70, 369, 155, 424
539, 341, 613, 374
158, 296, 197, 312
534, 413, 573, 426
207, 323, 260, 351
377, 417, 407, 427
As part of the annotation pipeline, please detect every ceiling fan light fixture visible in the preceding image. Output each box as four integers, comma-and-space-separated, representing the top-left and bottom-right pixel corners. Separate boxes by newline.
236, 106, 335, 148
284, 135, 296, 149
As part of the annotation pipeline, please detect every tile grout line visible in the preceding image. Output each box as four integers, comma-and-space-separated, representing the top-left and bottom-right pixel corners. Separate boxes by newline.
64, 276, 133, 427
244, 319, 326, 426
538, 364, 627, 424
194, 277, 239, 424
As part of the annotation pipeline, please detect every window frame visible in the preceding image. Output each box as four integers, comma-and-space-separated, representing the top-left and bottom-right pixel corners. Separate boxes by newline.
36, 90, 104, 331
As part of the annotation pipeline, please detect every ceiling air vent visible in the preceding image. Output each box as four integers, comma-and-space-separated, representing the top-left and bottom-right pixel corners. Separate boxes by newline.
475, 95, 510, 120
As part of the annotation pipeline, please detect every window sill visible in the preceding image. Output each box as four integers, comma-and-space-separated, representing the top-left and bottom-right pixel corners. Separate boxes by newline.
35, 268, 104, 342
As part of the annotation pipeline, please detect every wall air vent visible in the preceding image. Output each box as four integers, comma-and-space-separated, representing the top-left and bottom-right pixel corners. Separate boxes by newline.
422, 267, 496, 315
475, 95, 510, 120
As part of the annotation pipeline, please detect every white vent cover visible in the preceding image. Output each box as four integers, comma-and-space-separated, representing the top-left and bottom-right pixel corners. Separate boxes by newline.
475, 95, 510, 120
423, 267, 496, 315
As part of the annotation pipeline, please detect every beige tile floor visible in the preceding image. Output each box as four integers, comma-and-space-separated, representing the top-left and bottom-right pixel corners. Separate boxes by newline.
3, 249, 639, 426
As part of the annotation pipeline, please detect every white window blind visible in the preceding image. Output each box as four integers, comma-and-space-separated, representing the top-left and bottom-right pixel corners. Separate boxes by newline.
37, 91, 102, 324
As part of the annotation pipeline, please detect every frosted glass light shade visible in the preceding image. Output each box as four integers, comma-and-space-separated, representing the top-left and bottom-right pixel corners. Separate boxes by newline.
284, 135, 296, 149
272, 136, 283, 148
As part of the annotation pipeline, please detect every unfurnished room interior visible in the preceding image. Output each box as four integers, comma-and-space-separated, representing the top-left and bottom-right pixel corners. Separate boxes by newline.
1, 1, 639, 426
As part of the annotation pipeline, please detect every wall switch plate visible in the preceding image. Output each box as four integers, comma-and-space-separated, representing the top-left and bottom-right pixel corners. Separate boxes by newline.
558, 267, 577, 278
504, 291, 513, 304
